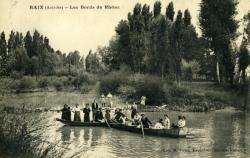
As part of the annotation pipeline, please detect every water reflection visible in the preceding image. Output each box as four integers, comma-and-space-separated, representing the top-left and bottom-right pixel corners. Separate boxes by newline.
2, 92, 250, 158
51, 111, 250, 158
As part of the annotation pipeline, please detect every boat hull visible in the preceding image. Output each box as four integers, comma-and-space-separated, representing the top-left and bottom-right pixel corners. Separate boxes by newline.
111, 124, 187, 138
56, 118, 107, 127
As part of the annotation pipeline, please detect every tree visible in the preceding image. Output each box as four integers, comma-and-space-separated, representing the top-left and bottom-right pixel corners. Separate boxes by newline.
243, 12, 250, 42
7, 31, 15, 55
239, 40, 250, 83
0, 32, 7, 75
24, 31, 33, 57
199, 0, 239, 85
153, 1, 161, 17
171, 10, 184, 86
184, 9, 191, 26
166, 2, 175, 21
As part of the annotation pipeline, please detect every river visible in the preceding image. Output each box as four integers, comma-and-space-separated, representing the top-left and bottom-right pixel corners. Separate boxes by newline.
0, 92, 250, 158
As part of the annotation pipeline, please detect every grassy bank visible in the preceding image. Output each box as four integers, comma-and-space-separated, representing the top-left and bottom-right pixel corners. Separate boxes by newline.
0, 72, 97, 94
99, 70, 245, 112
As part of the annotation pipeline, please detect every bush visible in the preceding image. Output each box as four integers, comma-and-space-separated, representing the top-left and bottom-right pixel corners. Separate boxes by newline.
9, 71, 23, 80
72, 73, 90, 89
99, 70, 129, 94
53, 81, 63, 91
19, 76, 37, 89
38, 78, 49, 88
133, 75, 165, 105
117, 85, 136, 99
9, 80, 21, 89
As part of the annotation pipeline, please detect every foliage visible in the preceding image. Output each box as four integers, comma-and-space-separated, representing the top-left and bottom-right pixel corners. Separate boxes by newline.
19, 76, 37, 89
38, 78, 49, 88
199, 0, 239, 85
0, 113, 63, 158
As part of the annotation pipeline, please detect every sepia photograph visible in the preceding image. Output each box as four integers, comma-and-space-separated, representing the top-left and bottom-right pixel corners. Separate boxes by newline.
0, 0, 250, 157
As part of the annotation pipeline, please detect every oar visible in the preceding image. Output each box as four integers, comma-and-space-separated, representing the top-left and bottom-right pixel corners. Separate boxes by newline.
105, 119, 111, 129
140, 121, 144, 138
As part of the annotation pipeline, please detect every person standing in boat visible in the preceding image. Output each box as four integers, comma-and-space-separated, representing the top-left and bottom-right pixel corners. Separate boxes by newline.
83, 104, 91, 122
163, 114, 170, 129
61, 104, 68, 120
92, 99, 99, 121
140, 114, 152, 128
131, 102, 137, 119
67, 106, 72, 121
73, 104, 81, 122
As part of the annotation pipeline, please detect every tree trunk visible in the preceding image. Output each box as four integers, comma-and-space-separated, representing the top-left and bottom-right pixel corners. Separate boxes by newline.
242, 69, 246, 84
216, 60, 221, 84
161, 63, 165, 81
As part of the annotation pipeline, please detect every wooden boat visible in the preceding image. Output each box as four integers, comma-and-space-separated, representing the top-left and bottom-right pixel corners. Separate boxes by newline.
56, 118, 108, 127
56, 118, 187, 138
111, 123, 187, 138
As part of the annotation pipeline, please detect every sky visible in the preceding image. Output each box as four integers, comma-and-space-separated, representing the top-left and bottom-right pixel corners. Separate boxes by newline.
0, 0, 249, 56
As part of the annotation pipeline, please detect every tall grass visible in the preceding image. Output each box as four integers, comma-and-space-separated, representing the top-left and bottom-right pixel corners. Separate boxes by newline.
0, 112, 63, 158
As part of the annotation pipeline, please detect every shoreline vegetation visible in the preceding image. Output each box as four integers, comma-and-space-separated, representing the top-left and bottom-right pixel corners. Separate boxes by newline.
0, 70, 247, 113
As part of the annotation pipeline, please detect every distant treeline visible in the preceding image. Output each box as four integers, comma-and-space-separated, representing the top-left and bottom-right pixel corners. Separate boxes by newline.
0, 30, 104, 77
0, 0, 249, 87
97, 1, 250, 86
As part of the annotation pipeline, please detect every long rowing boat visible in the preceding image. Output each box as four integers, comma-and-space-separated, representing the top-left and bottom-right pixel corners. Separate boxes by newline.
111, 123, 188, 138
56, 118, 187, 138
56, 118, 108, 127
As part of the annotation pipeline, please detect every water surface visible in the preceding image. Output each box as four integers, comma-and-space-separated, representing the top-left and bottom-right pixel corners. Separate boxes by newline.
1, 92, 249, 158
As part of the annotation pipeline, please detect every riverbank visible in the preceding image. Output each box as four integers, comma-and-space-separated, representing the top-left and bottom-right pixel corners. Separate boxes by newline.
0, 72, 247, 112
99, 71, 246, 112
0, 73, 97, 94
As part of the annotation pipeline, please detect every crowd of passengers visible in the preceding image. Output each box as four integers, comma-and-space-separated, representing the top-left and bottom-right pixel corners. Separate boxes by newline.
61, 101, 186, 129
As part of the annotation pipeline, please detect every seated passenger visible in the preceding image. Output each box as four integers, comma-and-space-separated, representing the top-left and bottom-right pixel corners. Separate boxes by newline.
114, 109, 125, 123
95, 108, 104, 122
177, 116, 186, 128
132, 112, 141, 125
141, 114, 152, 128
105, 109, 111, 122
154, 119, 164, 129
163, 114, 170, 129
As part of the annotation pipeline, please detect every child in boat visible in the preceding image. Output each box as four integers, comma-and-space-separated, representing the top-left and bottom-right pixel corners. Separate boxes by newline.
73, 104, 81, 122
154, 119, 164, 129
172, 115, 186, 128
163, 114, 171, 129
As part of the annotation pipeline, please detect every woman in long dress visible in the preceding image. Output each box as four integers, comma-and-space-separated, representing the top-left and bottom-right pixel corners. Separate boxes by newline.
73, 104, 81, 122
